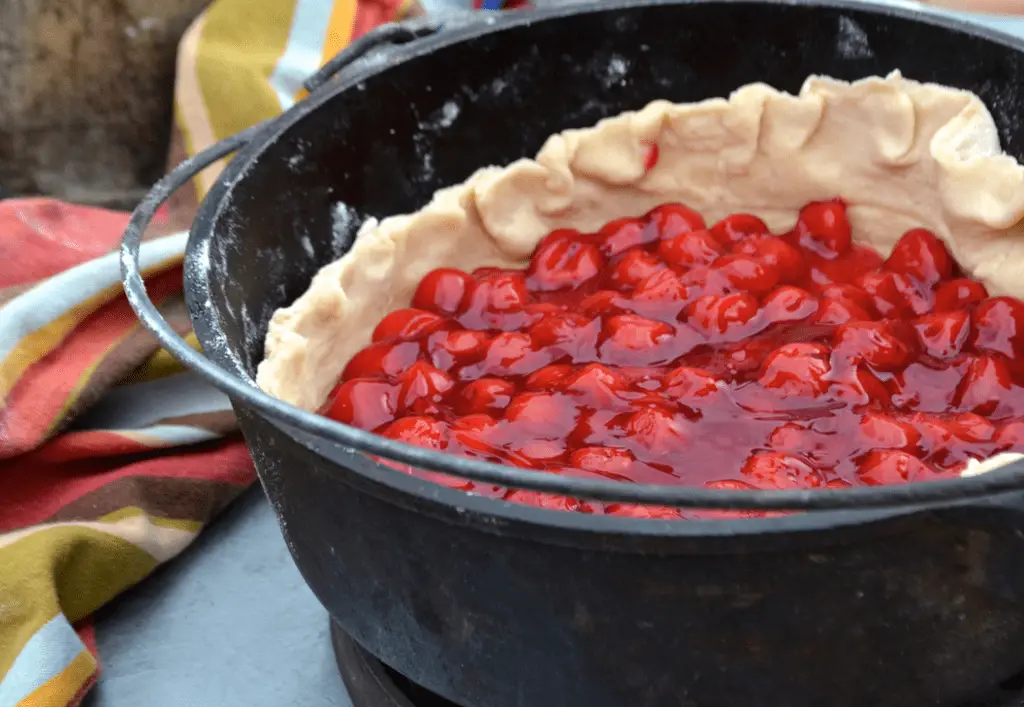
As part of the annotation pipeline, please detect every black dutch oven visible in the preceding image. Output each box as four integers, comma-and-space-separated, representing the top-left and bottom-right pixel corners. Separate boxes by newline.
122, 2, 1024, 705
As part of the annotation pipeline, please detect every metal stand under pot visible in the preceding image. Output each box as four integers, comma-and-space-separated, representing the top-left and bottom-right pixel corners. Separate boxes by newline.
331, 619, 1024, 707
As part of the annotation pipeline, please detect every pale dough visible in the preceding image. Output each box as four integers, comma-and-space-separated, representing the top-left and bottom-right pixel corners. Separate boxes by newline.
257, 70, 1024, 482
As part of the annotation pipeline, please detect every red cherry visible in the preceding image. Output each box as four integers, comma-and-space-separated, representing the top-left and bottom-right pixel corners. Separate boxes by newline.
710, 213, 769, 244
834, 321, 915, 371
906, 414, 956, 459
489, 331, 533, 357
856, 272, 916, 319
758, 343, 831, 398
508, 439, 568, 467
934, 279, 988, 312
658, 229, 725, 268
525, 365, 575, 391
647, 203, 706, 241
887, 362, 969, 412
604, 503, 681, 520
325, 379, 398, 429
580, 290, 629, 318
630, 269, 696, 320
457, 378, 517, 415
712, 254, 780, 296
603, 314, 674, 351
382, 416, 449, 450
597, 218, 657, 257
720, 337, 781, 378
972, 297, 1024, 359
504, 391, 578, 437
741, 452, 822, 489
524, 302, 562, 318
663, 366, 721, 405
826, 478, 853, 489
885, 228, 952, 286
372, 309, 449, 343
812, 297, 873, 326
685, 293, 760, 339
467, 272, 530, 314
605, 249, 666, 291
527, 230, 604, 291
851, 247, 888, 277
619, 367, 665, 390
954, 354, 1014, 416
736, 237, 806, 284
704, 479, 758, 490
504, 490, 592, 513
857, 450, 930, 486
819, 284, 877, 316
342, 341, 422, 381
766, 422, 810, 451
693, 482, 765, 518
624, 408, 689, 456
905, 288, 934, 317
996, 420, 1024, 449
913, 310, 969, 360
396, 361, 455, 414
567, 408, 616, 449
427, 329, 490, 370
419, 470, 476, 492
827, 365, 893, 406
947, 412, 996, 443
482, 332, 552, 377
766, 423, 832, 460
643, 143, 660, 172
857, 412, 921, 452
528, 312, 595, 349
450, 414, 501, 455
814, 246, 886, 285
564, 363, 628, 408
792, 200, 852, 258
762, 286, 818, 324
413, 268, 474, 315
680, 266, 729, 297
570, 447, 636, 482
712, 336, 774, 379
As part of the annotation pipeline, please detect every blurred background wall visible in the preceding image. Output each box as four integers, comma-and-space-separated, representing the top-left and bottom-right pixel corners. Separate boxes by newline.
0, 0, 210, 208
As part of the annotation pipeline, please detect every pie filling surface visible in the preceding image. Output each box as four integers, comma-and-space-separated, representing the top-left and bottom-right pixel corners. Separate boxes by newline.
321, 200, 1024, 517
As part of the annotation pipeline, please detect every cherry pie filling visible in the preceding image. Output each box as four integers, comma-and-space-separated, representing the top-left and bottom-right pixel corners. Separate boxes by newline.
321, 199, 1024, 519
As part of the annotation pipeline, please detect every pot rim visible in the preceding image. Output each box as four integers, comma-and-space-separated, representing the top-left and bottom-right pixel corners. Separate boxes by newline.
126, 0, 1024, 527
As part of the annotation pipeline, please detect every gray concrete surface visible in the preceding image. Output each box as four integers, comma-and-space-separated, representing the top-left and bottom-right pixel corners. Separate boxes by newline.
83, 488, 352, 707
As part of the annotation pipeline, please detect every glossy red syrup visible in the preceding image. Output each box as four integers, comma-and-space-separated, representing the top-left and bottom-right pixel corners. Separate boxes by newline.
322, 200, 1024, 519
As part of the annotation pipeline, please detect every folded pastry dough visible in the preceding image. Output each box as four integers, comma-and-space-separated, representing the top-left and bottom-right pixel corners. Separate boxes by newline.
257, 69, 1024, 451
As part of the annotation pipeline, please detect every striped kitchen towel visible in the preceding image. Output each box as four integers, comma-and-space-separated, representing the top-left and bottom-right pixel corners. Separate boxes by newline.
163, 0, 530, 225
0, 0, 431, 705
0, 199, 254, 707
165, 0, 426, 224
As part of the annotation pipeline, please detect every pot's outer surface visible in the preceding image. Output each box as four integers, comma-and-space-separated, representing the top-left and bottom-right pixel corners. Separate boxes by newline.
184, 2, 1024, 705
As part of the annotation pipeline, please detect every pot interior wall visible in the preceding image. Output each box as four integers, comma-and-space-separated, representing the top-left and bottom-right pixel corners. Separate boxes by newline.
193, 0, 1024, 377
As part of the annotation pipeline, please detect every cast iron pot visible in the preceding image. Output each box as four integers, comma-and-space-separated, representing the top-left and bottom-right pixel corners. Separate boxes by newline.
122, 2, 1024, 705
